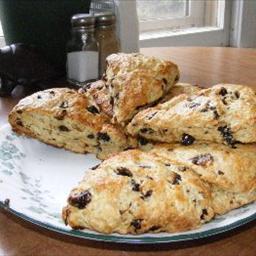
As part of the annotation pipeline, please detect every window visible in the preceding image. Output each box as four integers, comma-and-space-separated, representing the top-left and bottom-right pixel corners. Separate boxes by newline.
137, 0, 231, 47
137, 0, 207, 32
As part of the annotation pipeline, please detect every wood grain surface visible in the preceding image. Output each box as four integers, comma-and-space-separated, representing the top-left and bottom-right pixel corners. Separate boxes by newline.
0, 47, 256, 256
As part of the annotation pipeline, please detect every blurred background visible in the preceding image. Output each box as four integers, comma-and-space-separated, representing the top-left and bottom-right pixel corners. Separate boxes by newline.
0, 0, 255, 49
137, 0, 256, 48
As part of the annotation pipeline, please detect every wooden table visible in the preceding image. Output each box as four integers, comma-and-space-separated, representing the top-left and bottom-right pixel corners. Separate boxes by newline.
0, 47, 256, 256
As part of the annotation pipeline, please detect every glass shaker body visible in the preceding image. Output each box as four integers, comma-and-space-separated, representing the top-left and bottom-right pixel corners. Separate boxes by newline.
66, 15, 99, 86
95, 24, 120, 77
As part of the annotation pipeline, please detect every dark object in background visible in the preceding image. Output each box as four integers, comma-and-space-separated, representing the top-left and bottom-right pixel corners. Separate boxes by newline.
0, 44, 64, 97
0, 0, 91, 73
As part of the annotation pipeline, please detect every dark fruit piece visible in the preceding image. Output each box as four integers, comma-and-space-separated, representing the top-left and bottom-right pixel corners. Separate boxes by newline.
131, 219, 142, 231
87, 105, 99, 114
16, 119, 23, 127
162, 78, 168, 85
116, 167, 133, 177
59, 101, 69, 108
148, 225, 161, 232
140, 128, 154, 134
110, 96, 114, 106
68, 190, 92, 209
141, 190, 153, 199
138, 136, 149, 146
87, 134, 95, 139
218, 126, 237, 147
181, 133, 195, 146
131, 179, 140, 191
91, 164, 100, 170
213, 110, 220, 119
200, 209, 208, 220
58, 125, 70, 132
172, 173, 182, 185
97, 132, 110, 142
219, 87, 228, 96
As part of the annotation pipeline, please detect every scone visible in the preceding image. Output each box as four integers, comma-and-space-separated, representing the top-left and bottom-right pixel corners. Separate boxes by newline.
95, 53, 180, 125
8, 88, 135, 160
149, 143, 256, 214
128, 84, 256, 147
63, 150, 214, 234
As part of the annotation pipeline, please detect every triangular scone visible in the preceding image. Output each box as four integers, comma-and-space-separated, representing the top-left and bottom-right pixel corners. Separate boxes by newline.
128, 84, 256, 146
8, 88, 135, 160
89, 53, 179, 125
63, 150, 214, 234
149, 143, 256, 214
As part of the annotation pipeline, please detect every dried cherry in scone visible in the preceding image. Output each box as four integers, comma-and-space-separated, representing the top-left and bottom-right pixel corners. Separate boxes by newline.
181, 133, 195, 146
138, 136, 149, 146
58, 125, 70, 132
87, 105, 99, 114
171, 173, 182, 185
116, 167, 133, 177
200, 209, 208, 220
131, 179, 140, 191
97, 132, 110, 142
130, 219, 142, 231
68, 190, 92, 209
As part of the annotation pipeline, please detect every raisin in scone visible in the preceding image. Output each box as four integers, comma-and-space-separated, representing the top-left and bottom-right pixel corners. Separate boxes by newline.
127, 84, 256, 146
9, 88, 135, 160
149, 143, 256, 214
80, 80, 113, 117
63, 150, 214, 234
98, 53, 179, 125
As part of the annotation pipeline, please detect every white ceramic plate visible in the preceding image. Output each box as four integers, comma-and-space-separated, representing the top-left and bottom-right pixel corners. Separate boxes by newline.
0, 124, 255, 244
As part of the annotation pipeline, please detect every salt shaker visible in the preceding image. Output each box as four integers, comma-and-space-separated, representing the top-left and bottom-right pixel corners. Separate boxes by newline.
66, 14, 99, 86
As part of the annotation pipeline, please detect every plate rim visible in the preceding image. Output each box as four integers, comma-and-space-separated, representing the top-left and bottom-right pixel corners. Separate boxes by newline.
1, 124, 256, 244
1, 201, 256, 244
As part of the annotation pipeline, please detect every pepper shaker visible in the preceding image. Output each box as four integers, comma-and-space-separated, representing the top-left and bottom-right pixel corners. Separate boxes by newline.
95, 13, 120, 78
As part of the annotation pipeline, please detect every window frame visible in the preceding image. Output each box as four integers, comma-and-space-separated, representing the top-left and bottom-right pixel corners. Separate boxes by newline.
139, 0, 232, 47
139, 0, 205, 32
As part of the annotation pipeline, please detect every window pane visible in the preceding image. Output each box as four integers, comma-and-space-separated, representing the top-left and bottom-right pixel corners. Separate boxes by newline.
137, 0, 187, 21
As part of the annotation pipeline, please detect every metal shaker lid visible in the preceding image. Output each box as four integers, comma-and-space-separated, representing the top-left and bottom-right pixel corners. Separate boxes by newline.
95, 12, 116, 26
71, 14, 96, 28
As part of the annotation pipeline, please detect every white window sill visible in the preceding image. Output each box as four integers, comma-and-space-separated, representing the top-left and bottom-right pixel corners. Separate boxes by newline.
139, 26, 228, 47
140, 26, 223, 41
0, 37, 5, 48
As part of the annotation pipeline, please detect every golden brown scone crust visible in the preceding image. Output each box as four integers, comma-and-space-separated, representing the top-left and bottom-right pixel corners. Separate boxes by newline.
127, 84, 256, 146
161, 83, 203, 103
8, 88, 135, 160
211, 186, 256, 215
63, 150, 214, 234
98, 53, 180, 125
149, 143, 256, 214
